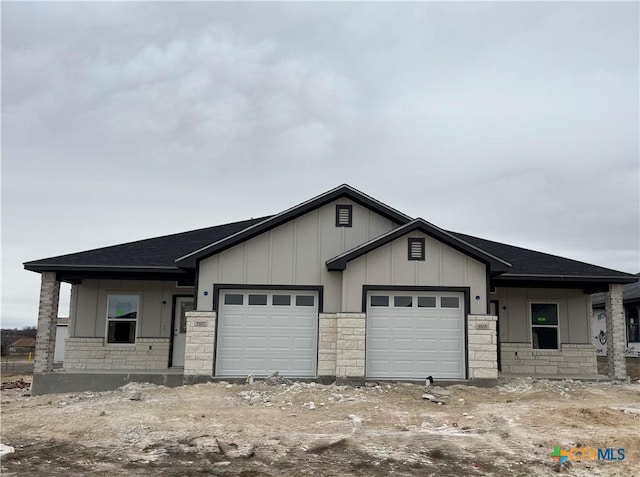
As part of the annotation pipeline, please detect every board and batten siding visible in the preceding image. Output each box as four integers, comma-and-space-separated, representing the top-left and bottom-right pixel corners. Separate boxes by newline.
492, 288, 591, 344
197, 199, 399, 312
342, 231, 488, 314
72, 279, 192, 338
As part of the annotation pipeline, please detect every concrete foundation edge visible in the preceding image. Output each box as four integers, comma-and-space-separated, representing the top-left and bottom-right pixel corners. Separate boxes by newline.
31, 372, 185, 395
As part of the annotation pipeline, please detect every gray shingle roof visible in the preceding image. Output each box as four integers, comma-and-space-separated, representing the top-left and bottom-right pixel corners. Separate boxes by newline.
449, 232, 634, 279
24, 201, 636, 288
592, 275, 640, 307
24, 217, 268, 272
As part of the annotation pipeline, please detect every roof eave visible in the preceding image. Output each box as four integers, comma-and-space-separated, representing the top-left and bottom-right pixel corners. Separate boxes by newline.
24, 263, 185, 274
496, 273, 638, 284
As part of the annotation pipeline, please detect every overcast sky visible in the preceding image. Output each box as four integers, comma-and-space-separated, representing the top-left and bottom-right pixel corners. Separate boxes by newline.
2, 1, 639, 329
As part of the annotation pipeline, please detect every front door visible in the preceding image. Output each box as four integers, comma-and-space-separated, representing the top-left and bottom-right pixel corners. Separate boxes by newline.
172, 296, 194, 367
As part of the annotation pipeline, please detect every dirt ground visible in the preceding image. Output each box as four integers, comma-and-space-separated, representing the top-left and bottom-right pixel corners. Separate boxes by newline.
1, 369, 639, 477
598, 356, 640, 379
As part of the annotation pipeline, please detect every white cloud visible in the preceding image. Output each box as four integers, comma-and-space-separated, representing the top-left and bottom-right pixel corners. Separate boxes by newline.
2, 1, 638, 327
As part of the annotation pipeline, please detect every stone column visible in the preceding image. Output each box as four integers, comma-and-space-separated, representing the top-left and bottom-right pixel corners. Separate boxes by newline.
317, 313, 337, 378
183, 311, 216, 383
605, 283, 627, 379
467, 315, 498, 379
335, 313, 366, 384
34, 272, 61, 373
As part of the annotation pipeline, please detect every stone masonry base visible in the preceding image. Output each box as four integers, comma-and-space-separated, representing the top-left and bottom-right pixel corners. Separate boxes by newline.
318, 313, 337, 377
61, 316, 600, 380
183, 311, 216, 378
467, 315, 498, 379
335, 313, 366, 378
63, 337, 170, 370
500, 343, 598, 375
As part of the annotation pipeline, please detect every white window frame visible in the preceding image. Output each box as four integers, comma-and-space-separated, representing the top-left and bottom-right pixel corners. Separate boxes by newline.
529, 301, 560, 350
221, 290, 317, 308
106, 293, 140, 345
369, 292, 462, 309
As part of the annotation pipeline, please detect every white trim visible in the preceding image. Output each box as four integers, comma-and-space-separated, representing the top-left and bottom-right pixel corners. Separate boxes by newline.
528, 301, 560, 351
105, 292, 141, 345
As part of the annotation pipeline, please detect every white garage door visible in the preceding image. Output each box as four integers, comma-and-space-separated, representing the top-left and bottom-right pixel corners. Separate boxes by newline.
216, 290, 318, 377
367, 291, 466, 379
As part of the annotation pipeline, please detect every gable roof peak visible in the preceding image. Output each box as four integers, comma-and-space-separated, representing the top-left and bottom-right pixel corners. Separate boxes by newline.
326, 217, 512, 273
175, 184, 413, 267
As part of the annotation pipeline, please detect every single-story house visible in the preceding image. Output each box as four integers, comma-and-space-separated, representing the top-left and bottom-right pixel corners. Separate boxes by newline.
591, 276, 640, 357
10, 337, 36, 355
24, 185, 637, 394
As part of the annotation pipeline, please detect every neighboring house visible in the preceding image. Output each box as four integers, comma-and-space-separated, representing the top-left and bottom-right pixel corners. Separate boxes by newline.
591, 276, 640, 357
10, 337, 36, 355
24, 185, 637, 394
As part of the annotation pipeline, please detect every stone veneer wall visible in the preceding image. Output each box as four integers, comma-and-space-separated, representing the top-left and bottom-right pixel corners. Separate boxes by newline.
605, 283, 627, 379
467, 315, 498, 379
63, 337, 170, 370
318, 313, 337, 377
335, 313, 366, 379
500, 343, 597, 375
34, 272, 61, 373
183, 311, 216, 377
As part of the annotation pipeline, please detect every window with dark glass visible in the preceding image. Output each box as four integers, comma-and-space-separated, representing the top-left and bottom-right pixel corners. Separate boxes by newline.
248, 294, 268, 306
272, 295, 291, 306
106, 294, 138, 344
441, 296, 460, 308
370, 295, 389, 307
394, 296, 413, 307
296, 295, 315, 306
531, 303, 559, 350
224, 294, 244, 305
418, 296, 436, 308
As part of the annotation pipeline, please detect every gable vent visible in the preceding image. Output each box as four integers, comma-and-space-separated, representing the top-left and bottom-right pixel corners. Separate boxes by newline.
335, 205, 352, 227
408, 238, 425, 261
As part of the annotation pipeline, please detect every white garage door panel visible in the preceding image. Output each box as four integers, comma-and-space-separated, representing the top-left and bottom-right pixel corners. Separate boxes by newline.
294, 337, 314, 348
217, 290, 318, 377
441, 321, 462, 331
441, 361, 462, 372
367, 292, 465, 379
441, 339, 462, 351
271, 316, 292, 327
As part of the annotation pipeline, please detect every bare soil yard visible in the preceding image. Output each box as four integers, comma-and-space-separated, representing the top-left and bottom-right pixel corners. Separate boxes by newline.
1, 372, 639, 477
